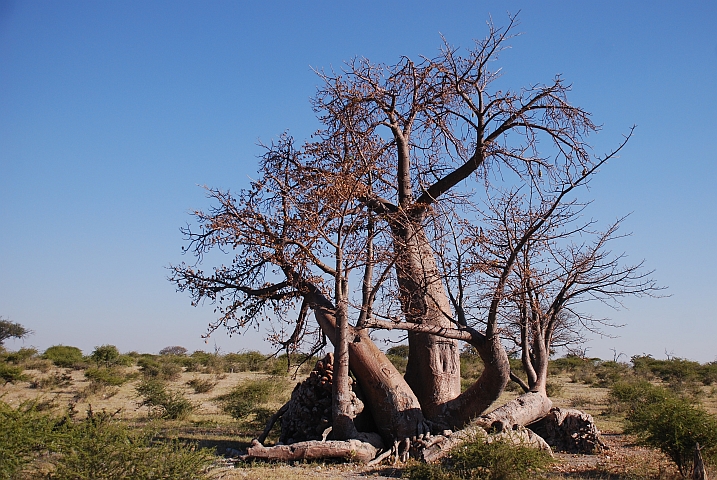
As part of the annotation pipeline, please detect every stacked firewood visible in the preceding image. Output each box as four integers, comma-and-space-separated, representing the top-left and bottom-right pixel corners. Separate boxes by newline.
279, 352, 364, 444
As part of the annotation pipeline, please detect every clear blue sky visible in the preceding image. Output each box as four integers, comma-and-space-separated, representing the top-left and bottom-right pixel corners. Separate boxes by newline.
1, 1, 715, 361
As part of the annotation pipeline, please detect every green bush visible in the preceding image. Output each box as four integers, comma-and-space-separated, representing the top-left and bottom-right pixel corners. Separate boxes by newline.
216, 377, 288, 419
84, 367, 132, 386
403, 438, 552, 480
225, 350, 268, 372
90, 344, 121, 367
138, 356, 183, 380
609, 380, 669, 407
0, 362, 27, 384
0, 401, 56, 478
52, 411, 212, 479
387, 344, 409, 372
593, 361, 631, 387
626, 395, 717, 475
187, 377, 217, 394
4, 347, 38, 364
545, 381, 563, 398
0, 401, 213, 479
187, 351, 227, 374
611, 381, 717, 475
136, 378, 195, 420
43, 345, 85, 368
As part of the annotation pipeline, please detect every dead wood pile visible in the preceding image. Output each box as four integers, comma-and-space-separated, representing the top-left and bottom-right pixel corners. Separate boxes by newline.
279, 352, 364, 445
528, 407, 605, 454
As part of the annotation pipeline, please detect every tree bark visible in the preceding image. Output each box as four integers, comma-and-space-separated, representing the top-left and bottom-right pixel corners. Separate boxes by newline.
331, 299, 359, 440
365, 318, 510, 430
302, 284, 427, 442
244, 439, 378, 464
474, 392, 554, 433
391, 220, 461, 422
441, 332, 511, 428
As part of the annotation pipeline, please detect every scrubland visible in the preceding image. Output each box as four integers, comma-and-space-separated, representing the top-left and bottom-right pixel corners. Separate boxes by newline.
2, 345, 717, 479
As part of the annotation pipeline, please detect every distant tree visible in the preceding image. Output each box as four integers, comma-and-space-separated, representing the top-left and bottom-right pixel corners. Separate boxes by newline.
0, 317, 31, 346
159, 346, 188, 356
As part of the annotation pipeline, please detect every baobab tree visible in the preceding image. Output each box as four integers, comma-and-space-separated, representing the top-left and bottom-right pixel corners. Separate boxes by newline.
170, 16, 657, 452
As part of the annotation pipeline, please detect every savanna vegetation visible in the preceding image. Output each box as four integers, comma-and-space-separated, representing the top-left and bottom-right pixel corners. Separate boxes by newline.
2, 330, 717, 479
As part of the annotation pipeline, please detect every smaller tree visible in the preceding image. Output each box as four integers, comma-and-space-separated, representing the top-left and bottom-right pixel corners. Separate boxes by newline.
0, 317, 31, 347
614, 381, 717, 476
159, 346, 188, 356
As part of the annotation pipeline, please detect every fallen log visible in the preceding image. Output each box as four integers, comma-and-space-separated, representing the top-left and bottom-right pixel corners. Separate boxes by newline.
243, 438, 378, 464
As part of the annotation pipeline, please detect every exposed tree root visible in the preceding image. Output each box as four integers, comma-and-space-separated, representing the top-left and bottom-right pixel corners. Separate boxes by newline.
474, 392, 553, 432
242, 438, 378, 463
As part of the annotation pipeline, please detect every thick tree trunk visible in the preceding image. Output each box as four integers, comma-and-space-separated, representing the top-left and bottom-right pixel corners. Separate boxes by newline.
331, 301, 358, 440
391, 220, 461, 422
441, 333, 510, 429
474, 392, 553, 432
304, 285, 427, 442
365, 319, 511, 430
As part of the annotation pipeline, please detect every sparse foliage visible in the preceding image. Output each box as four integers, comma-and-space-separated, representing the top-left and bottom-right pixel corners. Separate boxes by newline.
216, 377, 289, 420
136, 378, 196, 420
170, 15, 659, 441
0, 317, 31, 346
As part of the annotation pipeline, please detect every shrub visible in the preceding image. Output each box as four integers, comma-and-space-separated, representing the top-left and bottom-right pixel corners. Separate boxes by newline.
403, 437, 552, 480
138, 356, 183, 380
187, 350, 227, 374
225, 350, 267, 372
611, 381, 717, 475
84, 367, 132, 386
626, 394, 717, 476
187, 377, 217, 394
545, 381, 563, 398
90, 344, 121, 367
43, 345, 84, 368
593, 360, 631, 387
136, 378, 196, 420
609, 379, 669, 408
700, 362, 717, 386
4, 347, 38, 364
0, 400, 213, 479
30, 371, 73, 390
0, 400, 56, 478
0, 362, 27, 384
216, 377, 289, 419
